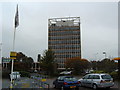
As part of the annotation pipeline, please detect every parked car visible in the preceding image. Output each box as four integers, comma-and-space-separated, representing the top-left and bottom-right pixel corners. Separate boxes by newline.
78, 73, 114, 89
60, 71, 72, 75
10, 72, 21, 80
53, 76, 80, 89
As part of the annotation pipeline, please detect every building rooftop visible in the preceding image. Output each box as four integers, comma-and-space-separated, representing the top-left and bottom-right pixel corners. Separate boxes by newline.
49, 17, 80, 26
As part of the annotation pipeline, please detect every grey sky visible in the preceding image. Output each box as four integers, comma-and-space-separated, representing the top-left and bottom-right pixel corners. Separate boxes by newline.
1, 2, 118, 62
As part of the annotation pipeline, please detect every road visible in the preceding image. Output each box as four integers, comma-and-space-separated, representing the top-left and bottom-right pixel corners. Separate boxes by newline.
2, 74, 119, 90
2, 77, 48, 88
46, 78, 119, 90
45, 76, 119, 89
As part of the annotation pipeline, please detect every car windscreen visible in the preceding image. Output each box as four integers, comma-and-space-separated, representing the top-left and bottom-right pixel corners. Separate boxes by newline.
101, 75, 112, 79
65, 77, 77, 81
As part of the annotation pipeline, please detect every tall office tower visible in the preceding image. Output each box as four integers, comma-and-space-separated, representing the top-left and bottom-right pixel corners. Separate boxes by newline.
48, 17, 81, 70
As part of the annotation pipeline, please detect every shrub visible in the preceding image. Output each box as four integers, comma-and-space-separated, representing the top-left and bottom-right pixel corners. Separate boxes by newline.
109, 71, 118, 80
19, 71, 30, 77
91, 70, 105, 73
2, 69, 10, 79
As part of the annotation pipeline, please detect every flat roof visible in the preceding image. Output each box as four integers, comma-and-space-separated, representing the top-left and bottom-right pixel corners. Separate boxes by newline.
48, 17, 80, 26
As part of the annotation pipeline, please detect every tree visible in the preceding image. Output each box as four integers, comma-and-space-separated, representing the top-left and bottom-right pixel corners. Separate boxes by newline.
91, 59, 118, 73
97, 58, 118, 73
91, 61, 98, 70
8, 52, 34, 72
65, 57, 91, 75
40, 49, 55, 76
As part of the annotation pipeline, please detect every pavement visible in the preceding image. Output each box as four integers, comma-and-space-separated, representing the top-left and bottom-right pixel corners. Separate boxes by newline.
2, 79, 10, 88
2, 77, 49, 88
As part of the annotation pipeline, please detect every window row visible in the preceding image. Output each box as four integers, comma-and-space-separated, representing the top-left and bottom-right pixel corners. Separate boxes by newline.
49, 40, 80, 45
54, 49, 81, 53
49, 27, 80, 31
55, 54, 80, 58
57, 64, 65, 68
56, 59, 65, 63
49, 44, 80, 49
49, 35, 80, 40
49, 31, 80, 36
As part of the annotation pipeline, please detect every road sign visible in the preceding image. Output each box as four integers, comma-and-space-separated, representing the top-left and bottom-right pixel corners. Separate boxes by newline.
41, 79, 46, 82
10, 52, 17, 59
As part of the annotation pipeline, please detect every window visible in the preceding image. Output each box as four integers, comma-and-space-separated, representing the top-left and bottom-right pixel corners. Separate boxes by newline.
88, 75, 94, 79
101, 75, 112, 79
83, 75, 89, 79
93, 75, 100, 79
65, 77, 77, 81
58, 76, 64, 81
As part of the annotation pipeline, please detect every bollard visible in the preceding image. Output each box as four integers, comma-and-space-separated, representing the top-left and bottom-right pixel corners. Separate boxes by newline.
10, 85, 13, 89
61, 86, 64, 90
47, 84, 49, 90
10, 80, 14, 89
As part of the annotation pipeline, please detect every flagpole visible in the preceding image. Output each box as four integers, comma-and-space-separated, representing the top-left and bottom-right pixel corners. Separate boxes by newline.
10, 27, 16, 88
10, 4, 18, 88
13, 28, 16, 51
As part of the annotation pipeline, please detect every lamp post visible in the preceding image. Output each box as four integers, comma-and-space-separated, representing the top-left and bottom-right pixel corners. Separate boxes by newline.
103, 51, 107, 59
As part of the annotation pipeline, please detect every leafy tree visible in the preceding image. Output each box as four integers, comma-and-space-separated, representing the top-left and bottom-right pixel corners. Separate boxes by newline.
91, 59, 118, 73
97, 59, 118, 73
65, 57, 91, 75
40, 49, 55, 76
8, 52, 34, 72
91, 61, 98, 70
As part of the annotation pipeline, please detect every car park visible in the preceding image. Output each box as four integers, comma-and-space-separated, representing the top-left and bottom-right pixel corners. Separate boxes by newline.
78, 73, 114, 89
53, 76, 80, 89
60, 71, 72, 75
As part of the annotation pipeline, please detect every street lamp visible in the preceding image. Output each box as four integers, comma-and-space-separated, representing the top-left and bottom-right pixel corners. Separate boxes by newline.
103, 51, 107, 59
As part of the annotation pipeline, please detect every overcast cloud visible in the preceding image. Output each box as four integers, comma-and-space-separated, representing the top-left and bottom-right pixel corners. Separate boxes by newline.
1, 2, 118, 62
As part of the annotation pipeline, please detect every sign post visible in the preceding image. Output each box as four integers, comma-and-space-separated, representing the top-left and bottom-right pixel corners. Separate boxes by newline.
10, 52, 17, 60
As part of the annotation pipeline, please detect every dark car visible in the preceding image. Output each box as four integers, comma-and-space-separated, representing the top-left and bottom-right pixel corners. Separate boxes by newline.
53, 76, 80, 89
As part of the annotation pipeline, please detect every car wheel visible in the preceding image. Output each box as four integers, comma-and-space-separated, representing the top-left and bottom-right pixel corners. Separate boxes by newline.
79, 82, 82, 87
106, 87, 110, 89
92, 84, 98, 90
53, 84, 56, 88
75, 87, 79, 90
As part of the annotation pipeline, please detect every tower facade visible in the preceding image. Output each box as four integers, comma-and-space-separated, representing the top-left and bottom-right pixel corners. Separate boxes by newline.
48, 17, 81, 70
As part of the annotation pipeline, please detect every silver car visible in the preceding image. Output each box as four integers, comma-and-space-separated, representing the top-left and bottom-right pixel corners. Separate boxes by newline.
78, 73, 114, 89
